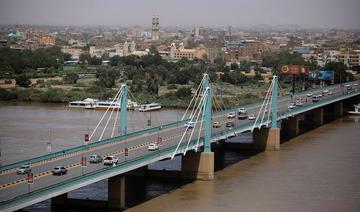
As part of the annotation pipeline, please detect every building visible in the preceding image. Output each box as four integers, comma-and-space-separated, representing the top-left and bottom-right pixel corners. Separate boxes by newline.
61, 46, 84, 60
123, 41, 148, 57
338, 50, 360, 68
152, 16, 160, 41
170, 42, 207, 60
39, 35, 55, 46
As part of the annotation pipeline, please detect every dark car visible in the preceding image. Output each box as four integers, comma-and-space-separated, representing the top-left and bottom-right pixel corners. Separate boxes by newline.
226, 121, 234, 128
52, 166, 68, 175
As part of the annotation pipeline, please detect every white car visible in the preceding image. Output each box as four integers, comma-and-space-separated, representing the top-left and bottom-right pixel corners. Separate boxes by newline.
16, 165, 31, 175
288, 103, 296, 109
296, 101, 303, 107
103, 156, 118, 165
238, 108, 247, 114
227, 112, 236, 118
148, 143, 159, 151
307, 93, 313, 97
213, 121, 221, 128
248, 114, 256, 120
184, 121, 195, 128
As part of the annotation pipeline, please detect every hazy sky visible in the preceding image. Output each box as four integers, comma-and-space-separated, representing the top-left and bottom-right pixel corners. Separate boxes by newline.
0, 0, 359, 29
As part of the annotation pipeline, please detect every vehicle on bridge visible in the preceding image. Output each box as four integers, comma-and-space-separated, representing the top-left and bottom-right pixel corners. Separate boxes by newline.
312, 95, 321, 102
89, 155, 103, 163
52, 166, 68, 175
226, 121, 234, 128
288, 102, 296, 110
227, 112, 236, 118
213, 121, 221, 128
296, 100, 303, 107
184, 121, 195, 128
307, 93, 313, 97
103, 156, 118, 165
248, 114, 256, 120
238, 112, 248, 120
148, 143, 159, 151
238, 108, 247, 114
16, 165, 31, 174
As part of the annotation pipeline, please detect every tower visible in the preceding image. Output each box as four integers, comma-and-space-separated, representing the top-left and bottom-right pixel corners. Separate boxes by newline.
152, 16, 160, 41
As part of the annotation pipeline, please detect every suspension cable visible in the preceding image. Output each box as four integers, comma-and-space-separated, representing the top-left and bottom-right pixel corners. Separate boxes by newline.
89, 87, 122, 140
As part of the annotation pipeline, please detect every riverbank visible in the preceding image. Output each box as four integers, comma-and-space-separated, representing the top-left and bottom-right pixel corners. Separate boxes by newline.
0, 87, 260, 109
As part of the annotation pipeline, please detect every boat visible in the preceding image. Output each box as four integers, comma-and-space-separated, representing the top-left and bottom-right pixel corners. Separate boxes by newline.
68, 98, 97, 109
95, 101, 121, 110
347, 104, 360, 115
138, 103, 161, 112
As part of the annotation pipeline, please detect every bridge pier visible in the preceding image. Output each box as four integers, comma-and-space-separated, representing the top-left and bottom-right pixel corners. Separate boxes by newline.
181, 151, 214, 180
51, 193, 68, 205
252, 128, 280, 151
311, 108, 324, 127
283, 116, 299, 137
108, 175, 126, 209
334, 101, 344, 118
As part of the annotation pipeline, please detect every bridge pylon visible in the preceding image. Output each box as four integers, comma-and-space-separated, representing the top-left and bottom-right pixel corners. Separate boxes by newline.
119, 84, 128, 135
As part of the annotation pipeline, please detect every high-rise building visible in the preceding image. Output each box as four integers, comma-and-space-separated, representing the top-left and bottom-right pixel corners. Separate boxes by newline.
152, 16, 160, 41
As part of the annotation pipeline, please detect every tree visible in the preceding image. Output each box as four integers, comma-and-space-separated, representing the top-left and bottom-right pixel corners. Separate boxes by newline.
64, 73, 79, 84
15, 74, 31, 87
175, 87, 191, 98
146, 78, 159, 95
324, 62, 353, 83
79, 53, 91, 64
96, 69, 120, 88
63, 53, 72, 61
110, 55, 121, 66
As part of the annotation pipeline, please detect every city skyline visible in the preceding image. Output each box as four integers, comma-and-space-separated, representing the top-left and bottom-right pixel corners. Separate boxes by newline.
0, 0, 360, 29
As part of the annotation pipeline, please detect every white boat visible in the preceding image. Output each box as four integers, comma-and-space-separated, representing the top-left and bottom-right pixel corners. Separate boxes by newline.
347, 104, 360, 115
127, 99, 139, 110
95, 101, 121, 110
138, 103, 161, 112
68, 98, 97, 109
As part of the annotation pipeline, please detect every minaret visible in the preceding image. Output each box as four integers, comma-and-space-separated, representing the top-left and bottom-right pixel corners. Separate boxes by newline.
152, 16, 160, 41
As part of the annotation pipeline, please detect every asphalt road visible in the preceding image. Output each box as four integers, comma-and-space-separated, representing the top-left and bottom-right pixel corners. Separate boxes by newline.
0, 82, 358, 202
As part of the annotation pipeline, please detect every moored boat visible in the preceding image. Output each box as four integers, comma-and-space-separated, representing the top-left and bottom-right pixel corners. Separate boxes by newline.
347, 104, 360, 115
138, 103, 161, 112
68, 98, 97, 109
95, 101, 121, 110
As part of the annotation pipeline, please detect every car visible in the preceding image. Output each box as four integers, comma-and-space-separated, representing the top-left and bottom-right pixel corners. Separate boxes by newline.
296, 101, 303, 107
227, 112, 236, 118
213, 121, 220, 128
288, 103, 296, 110
226, 121, 234, 128
184, 121, 195, 128
345, 85, 352, 90
328, 90, 333, 95
248, 114, 256, 120
307, 93, 313, 97
238, 113, 248, 120
312, 95, 320, 102
16, 165, 31, 175
238, 108, 247, 114
52, 166, 67, 175
148, 143, 159, 151
103, 156, 118, 165
89, 155, 103, 163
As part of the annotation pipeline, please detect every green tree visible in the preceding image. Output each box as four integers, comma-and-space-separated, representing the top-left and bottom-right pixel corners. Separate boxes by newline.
175, 87, 191, 98
15, 74, 31, 87
64, 73, 79, 84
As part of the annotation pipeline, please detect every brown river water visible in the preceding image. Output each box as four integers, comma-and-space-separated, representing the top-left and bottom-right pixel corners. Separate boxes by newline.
0, 102, 359, 211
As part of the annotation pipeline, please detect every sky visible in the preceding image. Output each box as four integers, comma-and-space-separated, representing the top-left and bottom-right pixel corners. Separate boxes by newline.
0, 0, 359, 29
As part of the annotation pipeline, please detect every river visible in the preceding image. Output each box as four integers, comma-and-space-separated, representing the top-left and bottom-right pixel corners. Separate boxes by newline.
0, 102, 359, 211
